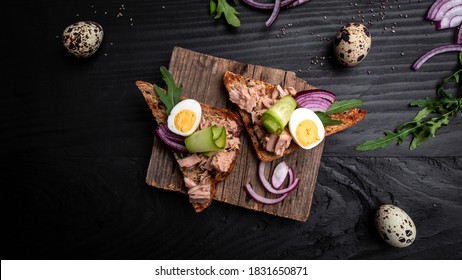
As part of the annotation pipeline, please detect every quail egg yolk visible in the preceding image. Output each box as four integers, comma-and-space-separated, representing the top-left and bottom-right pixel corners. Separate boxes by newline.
174, 109, 197, 133
296, 120, 319, 146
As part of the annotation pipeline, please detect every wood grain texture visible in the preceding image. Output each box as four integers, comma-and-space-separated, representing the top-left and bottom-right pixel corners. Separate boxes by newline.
1, 0, 461, 259
145, 47, 323, 221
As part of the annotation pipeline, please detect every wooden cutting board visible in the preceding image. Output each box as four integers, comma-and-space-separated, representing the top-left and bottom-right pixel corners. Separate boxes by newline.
145, 46, 324, 221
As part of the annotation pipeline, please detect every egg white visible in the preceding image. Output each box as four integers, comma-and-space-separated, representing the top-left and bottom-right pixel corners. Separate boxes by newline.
167, 99, 202, 136
288, 108, 325, 149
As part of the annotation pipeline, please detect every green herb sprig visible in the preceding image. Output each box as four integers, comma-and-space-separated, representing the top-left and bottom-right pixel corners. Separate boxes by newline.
153, 66, 183, 115
317, 99, 365, 127
356, 52, 462, 151
210, 0, 240, 28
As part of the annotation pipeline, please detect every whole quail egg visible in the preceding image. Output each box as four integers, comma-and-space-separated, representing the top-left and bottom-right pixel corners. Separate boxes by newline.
167, 99, 202, 136
333, 23, 371, 67
62, 21, 104, 58
288, 108, 325, 149
375, 204, 416, 248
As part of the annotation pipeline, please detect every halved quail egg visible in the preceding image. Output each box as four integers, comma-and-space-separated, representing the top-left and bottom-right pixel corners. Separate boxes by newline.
167, 99, 202, 136
288, 108, 324, 149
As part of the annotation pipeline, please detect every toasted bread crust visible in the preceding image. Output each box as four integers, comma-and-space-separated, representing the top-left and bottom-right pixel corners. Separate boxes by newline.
325, 108, 367, 136
136, 81, 168, 124
136, 80, 242, 212
223, 71, 367, 161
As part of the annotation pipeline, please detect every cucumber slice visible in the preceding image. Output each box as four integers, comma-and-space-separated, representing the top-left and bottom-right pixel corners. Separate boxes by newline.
261, 95, 297, 134
214, 127, 226, 148
185, 125, 226, 153
212, 125, 224, 140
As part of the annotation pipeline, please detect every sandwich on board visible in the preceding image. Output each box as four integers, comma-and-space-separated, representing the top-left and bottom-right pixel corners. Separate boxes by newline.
223, 71, 367, 162
136, 67, 243, 212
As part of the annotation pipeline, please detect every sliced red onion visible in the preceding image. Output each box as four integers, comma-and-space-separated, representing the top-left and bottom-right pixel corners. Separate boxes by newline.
258, 161, 300, 194
158, 124, 186, 143
435, 5, 462, 29
433, 0, 462, 21
457, 24, 462, 44
427, 0, 447, 20
449, 15, 462, 28
287, 0, 311, 9
241, 0, 298, 10
243, 184, 289, 205
412, 44, 462, 71
295, 96, 334, 103
295, 95, 332, 112
288, 167, 294, 186
295, 89, 336, 102
266, 0, 282, 27
155, 125, 188, 153
242, 0, 310, 27
271, 161, 289, 189
296, 97, 332, 107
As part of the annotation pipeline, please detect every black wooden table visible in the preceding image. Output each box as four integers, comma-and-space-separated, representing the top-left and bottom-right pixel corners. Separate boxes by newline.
2, 0, 461, 259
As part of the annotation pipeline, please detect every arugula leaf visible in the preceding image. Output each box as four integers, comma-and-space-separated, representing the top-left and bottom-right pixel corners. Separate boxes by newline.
325, 99, 364, 114
153, 66, 182, 115
315, 98, 364, 127
356, 54, 462, 151
412, 106, 432, 122
210, 0, 217, 14
409, 125, 432, 150
316, 112, 343, 126
210, 0, 240, 28
356, 131, 405, 151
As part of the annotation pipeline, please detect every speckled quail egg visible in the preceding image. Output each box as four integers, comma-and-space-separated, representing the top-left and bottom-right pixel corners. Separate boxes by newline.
333, 23, 371, 67
167, 99, 202, 136
288, 108, 325, 149
62, 21, 104, 58
375, 204, 416, 248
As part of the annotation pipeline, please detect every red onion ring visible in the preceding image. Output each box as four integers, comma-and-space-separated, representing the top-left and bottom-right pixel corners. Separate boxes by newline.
433, 0, 462, 21
242, 0, 310, 27
288, 167, 294, 186
258, 161, 300, 194
287, 0, 311, 9
266, 0, 282, 27
412, 44, 462, 71
271, 161, 289, 189
449, 15, 462, 28
241, 0, 298, 11
158, 124, 186, 143
295, 99, 332, 112
294, 90, 334, 112
435, 5, 462, 29
243, 184, 289, 205
427, 0, 448, 20
295, 89, 336, 102
154, 125, 188, 153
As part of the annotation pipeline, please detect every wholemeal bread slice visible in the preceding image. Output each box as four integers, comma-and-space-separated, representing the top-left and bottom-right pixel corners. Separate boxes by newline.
136, 80, 242, 212
223, 71, 366, 162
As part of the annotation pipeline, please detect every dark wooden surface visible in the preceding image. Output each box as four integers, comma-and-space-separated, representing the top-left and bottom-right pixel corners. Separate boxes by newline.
145, 47, 323, 221
2, 0, 461, 259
